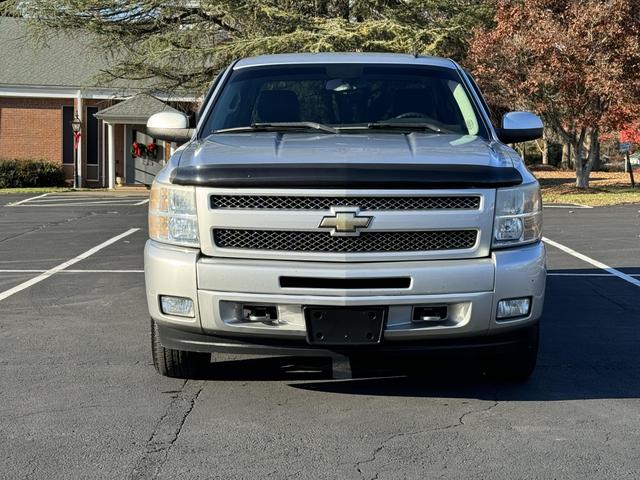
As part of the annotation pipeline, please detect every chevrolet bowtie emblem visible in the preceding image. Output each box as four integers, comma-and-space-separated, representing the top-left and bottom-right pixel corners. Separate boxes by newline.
319, 210, 372, 236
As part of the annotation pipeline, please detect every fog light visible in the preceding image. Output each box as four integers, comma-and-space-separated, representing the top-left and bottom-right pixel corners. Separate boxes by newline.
160, 296, 195, 318
497, 297, 530, 320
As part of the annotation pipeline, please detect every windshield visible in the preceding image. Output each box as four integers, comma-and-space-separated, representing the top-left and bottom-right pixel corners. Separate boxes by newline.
202, 64, 487, 137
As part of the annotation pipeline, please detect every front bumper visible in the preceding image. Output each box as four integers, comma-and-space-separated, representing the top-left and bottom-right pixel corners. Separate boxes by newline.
145, 240, 546, 352
156, 321, 539, 357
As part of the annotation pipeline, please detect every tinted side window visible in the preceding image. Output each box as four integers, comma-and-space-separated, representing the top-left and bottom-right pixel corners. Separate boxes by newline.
463, 70, 492, 117
196, 70, 226, 124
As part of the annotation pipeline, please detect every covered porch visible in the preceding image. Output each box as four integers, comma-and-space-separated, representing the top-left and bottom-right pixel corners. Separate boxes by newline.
94, 94, 183, 189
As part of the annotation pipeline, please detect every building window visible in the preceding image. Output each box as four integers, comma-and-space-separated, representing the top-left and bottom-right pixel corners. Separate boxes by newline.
86, 106, 99, 181
61, 106, 74, 164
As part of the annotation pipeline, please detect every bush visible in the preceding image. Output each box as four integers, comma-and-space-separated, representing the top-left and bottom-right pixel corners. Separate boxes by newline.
0, 159, 66, 188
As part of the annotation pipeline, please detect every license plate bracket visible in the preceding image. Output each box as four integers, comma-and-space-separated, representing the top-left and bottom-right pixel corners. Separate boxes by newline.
304, 306, 386, 346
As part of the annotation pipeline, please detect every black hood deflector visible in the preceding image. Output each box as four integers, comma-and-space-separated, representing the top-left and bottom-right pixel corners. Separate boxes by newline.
171, 163, 522, 189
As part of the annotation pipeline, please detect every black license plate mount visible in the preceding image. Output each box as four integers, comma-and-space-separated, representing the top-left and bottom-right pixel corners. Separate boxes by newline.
304, 306, 386, 346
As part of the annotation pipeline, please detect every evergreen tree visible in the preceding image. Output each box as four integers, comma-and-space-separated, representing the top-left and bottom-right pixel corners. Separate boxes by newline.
1, 1, 493, 92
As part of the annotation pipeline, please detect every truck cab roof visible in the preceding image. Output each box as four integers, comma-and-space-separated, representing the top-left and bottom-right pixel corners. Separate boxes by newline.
233, 52, 458, 70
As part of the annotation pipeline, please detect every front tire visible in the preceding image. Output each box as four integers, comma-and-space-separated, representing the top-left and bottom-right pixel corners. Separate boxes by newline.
150, 319, 210, 378
484, 323, 539, 382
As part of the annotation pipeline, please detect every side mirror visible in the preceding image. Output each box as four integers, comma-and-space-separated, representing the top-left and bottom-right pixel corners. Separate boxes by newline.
498, 112, 543, 144
146, 111, 194, 143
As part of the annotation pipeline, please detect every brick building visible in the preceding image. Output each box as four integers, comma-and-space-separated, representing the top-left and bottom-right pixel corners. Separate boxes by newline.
0, 17, 196, 187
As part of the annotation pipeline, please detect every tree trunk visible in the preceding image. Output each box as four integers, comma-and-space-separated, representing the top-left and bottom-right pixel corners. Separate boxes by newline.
574, 128, 588, 188
592, 140, 601, 171
575, 128, 599, 189
586, 128, 599, 177
561, 142, 571, 170
535, 132, 550, 165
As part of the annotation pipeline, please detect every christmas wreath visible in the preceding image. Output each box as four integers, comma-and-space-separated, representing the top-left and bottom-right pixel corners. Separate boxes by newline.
131, 142, 147, 158
146, 142, 158, 159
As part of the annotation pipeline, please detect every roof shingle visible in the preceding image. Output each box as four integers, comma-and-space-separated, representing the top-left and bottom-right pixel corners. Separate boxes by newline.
94, 94, 181, 123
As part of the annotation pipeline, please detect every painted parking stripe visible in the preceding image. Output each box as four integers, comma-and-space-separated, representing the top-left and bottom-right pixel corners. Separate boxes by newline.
63, 269, 144, 273
15, 201, 147, 207
547, 272, 640, 277
24, 200, 144, 205
30, 196, 99, 201
543, 204, 593, 209
0, 269, 145, 273
29, 196, 143, 202
3, 270, 638, 277
8, 194, 149, 207
0, 228, 140, 302
6, 193, 49, 206
543, 236, 640, 288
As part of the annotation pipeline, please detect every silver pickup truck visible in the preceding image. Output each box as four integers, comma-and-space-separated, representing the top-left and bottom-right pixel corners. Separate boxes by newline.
144, 53, 546, 380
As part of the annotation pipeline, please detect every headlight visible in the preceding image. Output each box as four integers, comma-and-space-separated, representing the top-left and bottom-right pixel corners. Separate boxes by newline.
492, 182, 542, 248
148, 182, 199, 247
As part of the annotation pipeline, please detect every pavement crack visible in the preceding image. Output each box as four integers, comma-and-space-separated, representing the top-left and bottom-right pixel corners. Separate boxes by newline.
354, 400, 499, 479
128, 380, 204, 480
459, 400, 499, 426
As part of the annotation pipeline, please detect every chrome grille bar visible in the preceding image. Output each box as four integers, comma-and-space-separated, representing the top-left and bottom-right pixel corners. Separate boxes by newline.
214, 229, 478, 253
210, 195, 480, 211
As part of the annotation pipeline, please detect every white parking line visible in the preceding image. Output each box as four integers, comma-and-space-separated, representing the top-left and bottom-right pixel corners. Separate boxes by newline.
0, 269, 144, 273
30, 196, 99, 201
547, 272, 640, 277
63, 269, 144, 273
16, 201, 147, 207
5, 270, 638, 277
543, 237, 640, 288
7, 193, 49, 206
7, 195, 149, 207
543, 204, 593, 209
0, 228, 140, 302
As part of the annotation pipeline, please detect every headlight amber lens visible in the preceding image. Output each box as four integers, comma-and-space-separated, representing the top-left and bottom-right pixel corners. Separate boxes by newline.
148, 182, 199, 247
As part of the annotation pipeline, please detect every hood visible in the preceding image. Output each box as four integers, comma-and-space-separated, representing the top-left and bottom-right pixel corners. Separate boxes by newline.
169, 133, 524, 189
178, 132, 512, 168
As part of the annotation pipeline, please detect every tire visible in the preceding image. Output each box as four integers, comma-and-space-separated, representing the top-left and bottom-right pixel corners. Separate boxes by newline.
484, 323, 539, 382
150, 319, 210, 379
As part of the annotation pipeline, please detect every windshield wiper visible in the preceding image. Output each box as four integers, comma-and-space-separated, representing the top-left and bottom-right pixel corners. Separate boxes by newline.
215, 122, 338, 134
365, 122, 446, 133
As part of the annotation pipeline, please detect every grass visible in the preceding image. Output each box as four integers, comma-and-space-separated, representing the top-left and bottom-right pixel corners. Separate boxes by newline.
0, 187, 73, 195
535, 170, 640, 206
542, 186, 640, 206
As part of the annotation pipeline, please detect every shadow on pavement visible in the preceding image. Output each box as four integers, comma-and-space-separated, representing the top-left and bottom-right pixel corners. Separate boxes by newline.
204, 356, 333, 381
197, 267, 640, 401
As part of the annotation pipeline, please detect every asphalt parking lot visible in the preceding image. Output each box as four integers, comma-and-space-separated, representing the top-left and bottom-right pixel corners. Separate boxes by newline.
1, 193, 639, 479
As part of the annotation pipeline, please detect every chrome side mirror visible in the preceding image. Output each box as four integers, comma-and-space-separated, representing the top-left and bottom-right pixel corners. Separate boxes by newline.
146, 111, 194, 143
498, 112, 543, 143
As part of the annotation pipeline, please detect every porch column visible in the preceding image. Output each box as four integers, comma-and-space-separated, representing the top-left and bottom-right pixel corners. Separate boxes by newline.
76, 91, 84, 187
107, 123, 116, 190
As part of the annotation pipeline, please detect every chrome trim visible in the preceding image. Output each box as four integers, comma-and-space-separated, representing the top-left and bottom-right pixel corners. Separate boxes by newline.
196, 187, 495, 262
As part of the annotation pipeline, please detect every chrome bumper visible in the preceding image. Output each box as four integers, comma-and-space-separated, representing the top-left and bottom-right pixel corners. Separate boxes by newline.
145, 240, 546, 344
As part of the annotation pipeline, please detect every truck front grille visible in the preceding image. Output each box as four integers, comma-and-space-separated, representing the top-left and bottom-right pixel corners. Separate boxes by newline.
213, 229, 477, 253
210, 195, 480, 211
